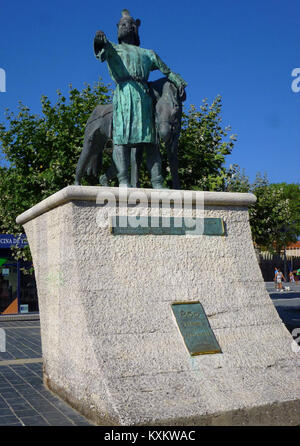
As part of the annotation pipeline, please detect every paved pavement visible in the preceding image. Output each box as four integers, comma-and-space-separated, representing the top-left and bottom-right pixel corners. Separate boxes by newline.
265, 280, 300, 294
0, 320, 91, 426
266, 281, 300, 333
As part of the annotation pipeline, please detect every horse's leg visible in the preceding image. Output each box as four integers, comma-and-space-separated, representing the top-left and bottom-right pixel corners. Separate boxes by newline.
157, 121, 181, 190
130, 146, 143, 188
144, 143, 165, 189
75, 138, 93, 185
99, 162, 117, 186
166, 133, 181, 190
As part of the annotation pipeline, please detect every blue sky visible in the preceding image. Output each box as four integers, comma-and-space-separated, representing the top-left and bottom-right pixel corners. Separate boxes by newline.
0, 0, 299, 184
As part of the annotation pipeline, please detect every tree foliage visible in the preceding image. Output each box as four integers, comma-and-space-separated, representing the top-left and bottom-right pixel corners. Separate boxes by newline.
175, 97, 237, 191
224, 164, 250, 193
249, 174, 291, 252
227, 171, 299, 252
0, 81, 111, 237
224, 168, 299, 252
271, 182, 300, 239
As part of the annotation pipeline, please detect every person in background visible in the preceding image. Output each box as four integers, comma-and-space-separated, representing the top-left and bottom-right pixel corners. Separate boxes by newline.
292, 268, 300, 283
274, 267, 279, 290
289, 271, 295, 283
275, 268, 286, 292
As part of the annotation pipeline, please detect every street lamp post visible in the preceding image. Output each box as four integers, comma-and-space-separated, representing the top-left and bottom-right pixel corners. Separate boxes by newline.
283, 242, 288, 281
279, 225, 289, 282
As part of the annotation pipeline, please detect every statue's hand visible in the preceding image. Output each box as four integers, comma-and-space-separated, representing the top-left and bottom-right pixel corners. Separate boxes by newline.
94, 31, 107, 54
95, 30, 107, 41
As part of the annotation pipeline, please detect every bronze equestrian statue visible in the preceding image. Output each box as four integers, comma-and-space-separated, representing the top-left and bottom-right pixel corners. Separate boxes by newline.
75, 9, 187, 189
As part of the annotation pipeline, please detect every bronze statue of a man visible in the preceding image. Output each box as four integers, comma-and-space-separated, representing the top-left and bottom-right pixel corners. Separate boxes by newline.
94, 9, 187, 188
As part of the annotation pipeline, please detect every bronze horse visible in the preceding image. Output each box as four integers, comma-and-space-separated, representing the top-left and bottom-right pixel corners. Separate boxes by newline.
75, 77, 186, 189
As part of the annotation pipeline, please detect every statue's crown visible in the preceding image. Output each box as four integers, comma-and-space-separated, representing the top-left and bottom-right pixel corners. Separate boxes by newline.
121, 9, 131, 18
119, 9, 140, 26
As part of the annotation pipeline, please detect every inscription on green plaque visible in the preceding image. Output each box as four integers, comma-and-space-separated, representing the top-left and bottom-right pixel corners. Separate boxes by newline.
171, 301, 222, 356
110, 216, 225, 236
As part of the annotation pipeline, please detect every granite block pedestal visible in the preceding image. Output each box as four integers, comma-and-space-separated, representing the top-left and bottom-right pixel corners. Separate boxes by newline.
16, 186, 300, 425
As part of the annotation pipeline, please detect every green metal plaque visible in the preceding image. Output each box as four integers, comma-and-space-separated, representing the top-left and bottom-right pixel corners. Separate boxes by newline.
171, 301, 222, 356
110, 216, 224, 236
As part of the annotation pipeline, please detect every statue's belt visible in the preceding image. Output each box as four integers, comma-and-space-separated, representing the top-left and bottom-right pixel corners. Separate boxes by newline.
118, 77, 150, 92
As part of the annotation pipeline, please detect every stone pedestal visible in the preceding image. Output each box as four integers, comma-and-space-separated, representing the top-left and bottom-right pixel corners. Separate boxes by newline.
16, 186, 300, 425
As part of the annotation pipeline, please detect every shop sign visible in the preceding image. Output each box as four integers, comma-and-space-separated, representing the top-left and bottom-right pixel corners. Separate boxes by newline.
0, 234, 28, 249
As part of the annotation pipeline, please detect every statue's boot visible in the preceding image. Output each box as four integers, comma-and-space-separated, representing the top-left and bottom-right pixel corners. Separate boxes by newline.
130, 147, 143, 188
113, 145, 131, 187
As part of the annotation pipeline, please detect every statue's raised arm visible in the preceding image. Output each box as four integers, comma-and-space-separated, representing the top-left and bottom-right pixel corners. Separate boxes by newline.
149, 51, 187, 101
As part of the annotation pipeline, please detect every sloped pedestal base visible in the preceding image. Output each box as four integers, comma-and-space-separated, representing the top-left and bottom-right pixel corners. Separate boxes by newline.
17, 186, 300, 426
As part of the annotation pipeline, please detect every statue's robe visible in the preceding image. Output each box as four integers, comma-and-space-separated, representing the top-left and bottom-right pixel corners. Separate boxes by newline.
96, 41, 186, 145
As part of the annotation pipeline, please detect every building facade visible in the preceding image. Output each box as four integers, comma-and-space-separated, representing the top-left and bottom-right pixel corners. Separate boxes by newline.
286, 241, 300, 257
0, 234, 38, 315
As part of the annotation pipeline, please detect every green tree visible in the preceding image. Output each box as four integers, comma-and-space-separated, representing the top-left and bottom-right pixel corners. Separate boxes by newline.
0, 81, 111, 236
271, 182, 300, 239
166, 96, 237, 190
225, 169, 299, 251
249, 173, 298, 253
224, 164, 250, 193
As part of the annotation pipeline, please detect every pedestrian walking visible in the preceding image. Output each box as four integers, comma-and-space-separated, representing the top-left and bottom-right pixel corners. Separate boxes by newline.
275, 268, 286, 292
292, 269, 300, 283
289, 271, 295, 283
274, 267, 279, 290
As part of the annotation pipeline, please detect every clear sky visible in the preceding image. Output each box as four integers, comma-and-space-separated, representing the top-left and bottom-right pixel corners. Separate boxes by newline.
0, 0, 299, 184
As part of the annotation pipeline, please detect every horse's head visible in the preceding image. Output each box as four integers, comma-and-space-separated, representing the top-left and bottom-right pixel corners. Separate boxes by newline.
155, 79, 185, 144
